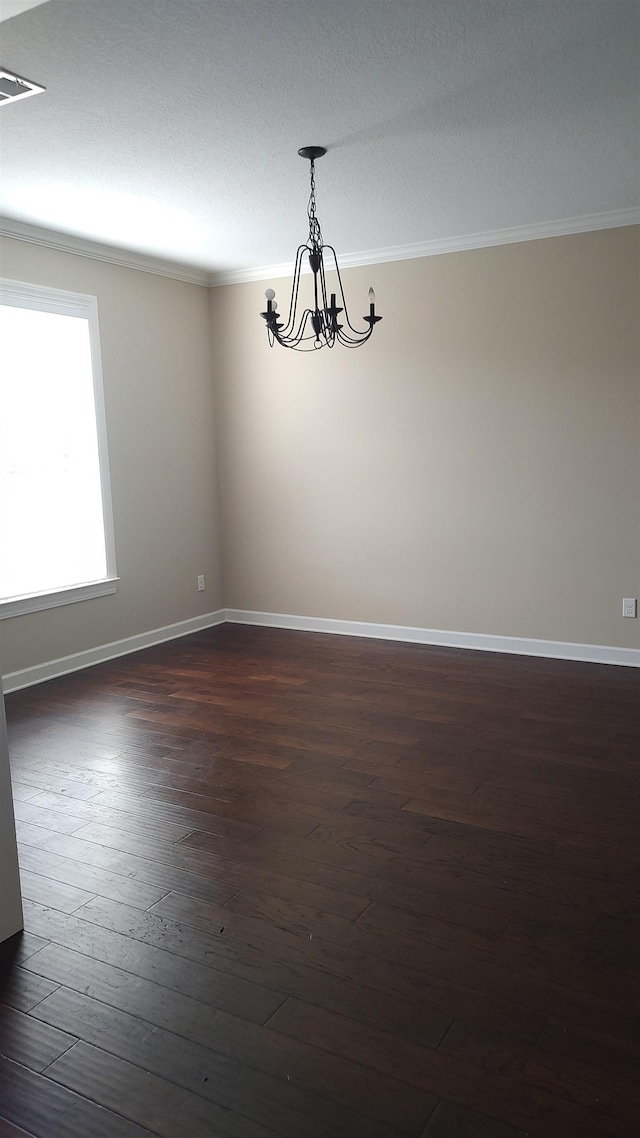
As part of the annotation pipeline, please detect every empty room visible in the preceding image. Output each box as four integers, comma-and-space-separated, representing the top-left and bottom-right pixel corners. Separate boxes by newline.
0, 1, 639, 1136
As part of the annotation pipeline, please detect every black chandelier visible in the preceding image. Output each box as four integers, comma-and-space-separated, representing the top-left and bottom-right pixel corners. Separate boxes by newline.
260, 146, 382, 351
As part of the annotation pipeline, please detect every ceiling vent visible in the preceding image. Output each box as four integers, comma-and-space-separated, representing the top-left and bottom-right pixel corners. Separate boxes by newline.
0, 68, 45, 106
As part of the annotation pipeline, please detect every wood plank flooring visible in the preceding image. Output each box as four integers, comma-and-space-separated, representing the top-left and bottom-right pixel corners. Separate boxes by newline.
1, 623, 639, 1137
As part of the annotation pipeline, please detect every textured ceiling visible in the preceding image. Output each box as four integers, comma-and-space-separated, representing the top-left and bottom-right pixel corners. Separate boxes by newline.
0, 0, 638, 275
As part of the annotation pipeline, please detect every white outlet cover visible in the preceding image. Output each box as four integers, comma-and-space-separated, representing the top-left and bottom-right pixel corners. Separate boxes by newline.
622, 598, 637, 618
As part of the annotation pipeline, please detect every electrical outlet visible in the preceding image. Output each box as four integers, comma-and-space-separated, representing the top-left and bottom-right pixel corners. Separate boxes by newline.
622, 597, 637, 618
197, 575, 205, 592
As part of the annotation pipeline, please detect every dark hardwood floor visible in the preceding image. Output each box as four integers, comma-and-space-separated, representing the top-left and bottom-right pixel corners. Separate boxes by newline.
1, 624, 639, 1137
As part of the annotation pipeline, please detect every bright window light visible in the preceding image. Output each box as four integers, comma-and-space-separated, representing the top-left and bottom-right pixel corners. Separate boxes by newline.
0, 280, 117, 618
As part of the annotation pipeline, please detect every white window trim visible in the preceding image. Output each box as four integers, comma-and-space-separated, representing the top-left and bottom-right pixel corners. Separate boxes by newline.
0, 278, 118, 620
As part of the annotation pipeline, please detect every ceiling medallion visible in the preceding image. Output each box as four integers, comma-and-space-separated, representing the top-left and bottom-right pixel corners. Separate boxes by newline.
260, 147, 381, 350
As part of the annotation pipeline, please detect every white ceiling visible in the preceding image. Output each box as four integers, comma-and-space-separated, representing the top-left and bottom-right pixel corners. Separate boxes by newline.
1, 0, 638, 278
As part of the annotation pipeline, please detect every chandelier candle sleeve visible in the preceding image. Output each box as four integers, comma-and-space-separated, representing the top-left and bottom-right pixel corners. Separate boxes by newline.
260, 147, 382, 351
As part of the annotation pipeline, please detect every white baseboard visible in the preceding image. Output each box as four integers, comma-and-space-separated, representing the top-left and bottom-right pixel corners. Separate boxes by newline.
3, 606, 637, 693
225, 609, 640, 668
2, 610, 226, 693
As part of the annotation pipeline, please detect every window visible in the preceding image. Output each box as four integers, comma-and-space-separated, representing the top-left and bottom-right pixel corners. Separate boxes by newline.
0, 279, 117, 618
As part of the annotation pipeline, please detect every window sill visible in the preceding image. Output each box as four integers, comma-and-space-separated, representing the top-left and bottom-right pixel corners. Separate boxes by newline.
0, 577, 119, 620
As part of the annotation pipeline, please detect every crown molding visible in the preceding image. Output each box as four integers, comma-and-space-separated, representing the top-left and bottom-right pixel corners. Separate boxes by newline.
0, 217, 210, 286
2, 207, 638, 289
209, 207, 640, 286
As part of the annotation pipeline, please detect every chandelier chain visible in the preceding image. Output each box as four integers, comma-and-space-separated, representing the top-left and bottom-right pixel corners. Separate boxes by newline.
307, 159, 323, 249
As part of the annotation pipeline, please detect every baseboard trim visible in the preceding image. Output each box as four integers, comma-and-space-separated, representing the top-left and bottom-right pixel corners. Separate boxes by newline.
3, 607, 637, 692
224, 609, 640, 668
2, 610, 226, 693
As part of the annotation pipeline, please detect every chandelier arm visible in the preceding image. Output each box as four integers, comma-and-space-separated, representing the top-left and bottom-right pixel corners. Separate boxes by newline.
276, 316, 340, 350
279, 306, 340, 350
323, 246, 373, 338
274, 245, 308, 338
297, 322, 335, 349
296, 307, 316, 345
336, 326, 373, 348
334, 324, 369, 346
274, 305, 316, 349
333, 312, 374, 346
290, 334, 334, 351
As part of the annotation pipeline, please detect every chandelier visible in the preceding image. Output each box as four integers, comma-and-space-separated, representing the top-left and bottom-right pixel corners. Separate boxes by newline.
260, 146, 382, 350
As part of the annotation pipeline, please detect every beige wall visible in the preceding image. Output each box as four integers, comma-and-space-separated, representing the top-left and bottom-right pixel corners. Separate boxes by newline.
1, 238, 223, 676
212, 227, 640, 649
1, 227, 637, 676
